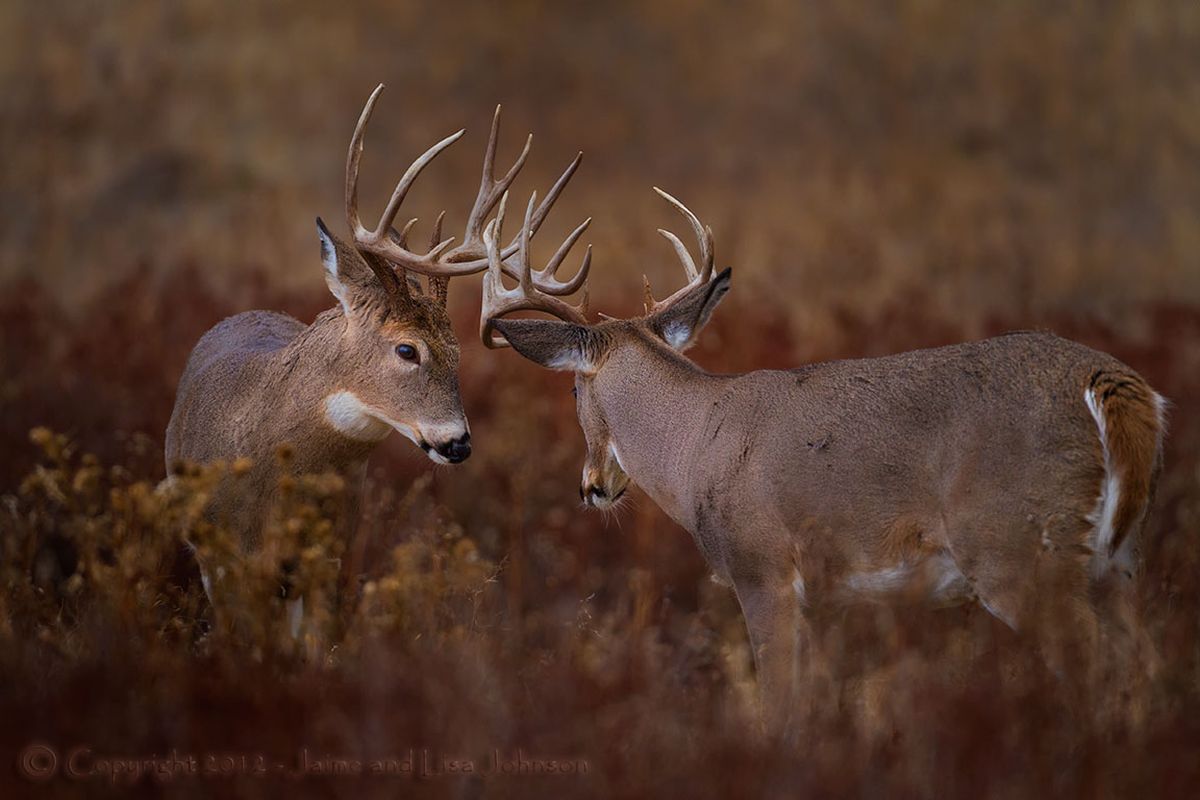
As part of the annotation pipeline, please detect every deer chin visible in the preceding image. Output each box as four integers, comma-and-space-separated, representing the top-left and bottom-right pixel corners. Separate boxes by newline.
324, 391, 424, 448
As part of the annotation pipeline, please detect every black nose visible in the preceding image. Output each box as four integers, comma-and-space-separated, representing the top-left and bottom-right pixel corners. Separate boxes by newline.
585, 486, 607, 503
435, 433, 471, 464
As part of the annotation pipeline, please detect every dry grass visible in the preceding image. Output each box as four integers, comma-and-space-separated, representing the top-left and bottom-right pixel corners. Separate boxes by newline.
3, 1, 1200, 797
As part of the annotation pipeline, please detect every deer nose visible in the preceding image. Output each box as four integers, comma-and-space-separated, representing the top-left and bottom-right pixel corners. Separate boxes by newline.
435, 432, 471, 464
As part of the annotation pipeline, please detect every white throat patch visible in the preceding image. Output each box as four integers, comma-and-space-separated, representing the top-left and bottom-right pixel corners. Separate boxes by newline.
324, 391, 404, 443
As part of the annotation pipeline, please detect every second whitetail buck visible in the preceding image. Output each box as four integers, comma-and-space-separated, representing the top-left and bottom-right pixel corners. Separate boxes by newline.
165, 86, 590, 619
483, 189, 1166, 727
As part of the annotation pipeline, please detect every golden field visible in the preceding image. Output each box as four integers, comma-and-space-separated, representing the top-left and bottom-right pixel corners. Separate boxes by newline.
2, 1, 1200, 797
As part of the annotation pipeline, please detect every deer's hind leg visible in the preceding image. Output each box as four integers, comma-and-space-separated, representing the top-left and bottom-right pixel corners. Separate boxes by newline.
947, 508, 1100, 686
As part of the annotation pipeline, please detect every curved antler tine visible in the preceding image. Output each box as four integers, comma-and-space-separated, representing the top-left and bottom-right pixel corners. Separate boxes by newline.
345, 83, 386, 238
641, 187, 720, 313
479, 189, 590, 349
657, 228, 699, 282
343, 91, 593, 305
427, 211, 450, 306
526, 152, 583, 238
702, 225, 716, 282
494, 190, 508, 246
653, 186, 712, 280
518, 192, 537, 291
547, 218, 592, 277
498, 133, 533, 197
481, 106, 501, 183
483, 217, 503, 282
429, 211, 446, 251
462, 105, 533, 244
530, 220, 592, 294
394, 218, 419, 249
653, 186, 706, 245
556, 244, 593, 296
375, 129, 464, 238
480, 216, 511, 349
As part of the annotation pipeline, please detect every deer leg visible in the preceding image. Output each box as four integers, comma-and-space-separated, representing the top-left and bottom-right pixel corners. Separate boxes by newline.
954, 515, 1100, 693
286, 596, 305, 640
735, 576, 800, 736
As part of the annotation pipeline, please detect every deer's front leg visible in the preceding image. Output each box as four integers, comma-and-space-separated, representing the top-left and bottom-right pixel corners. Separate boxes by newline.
735, 575, 800, 735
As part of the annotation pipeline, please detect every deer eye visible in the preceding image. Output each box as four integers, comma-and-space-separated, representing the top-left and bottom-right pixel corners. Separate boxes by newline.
395, 344, 419, 363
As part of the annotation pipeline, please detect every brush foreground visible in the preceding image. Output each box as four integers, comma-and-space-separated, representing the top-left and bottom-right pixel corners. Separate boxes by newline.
4, 1, 1200, 796
2, 281, 1200, 798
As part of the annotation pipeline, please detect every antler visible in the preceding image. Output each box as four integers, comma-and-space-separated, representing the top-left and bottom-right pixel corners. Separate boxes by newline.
345, 84, 590, 297
642, 187, 715, 313
480, 192, 592, 349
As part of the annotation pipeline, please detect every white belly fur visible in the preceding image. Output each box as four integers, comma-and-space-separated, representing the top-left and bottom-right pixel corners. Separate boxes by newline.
836, 551, 973, 607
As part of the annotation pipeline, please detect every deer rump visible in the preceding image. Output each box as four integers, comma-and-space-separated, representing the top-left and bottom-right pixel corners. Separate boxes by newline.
696, 332, 1164, 621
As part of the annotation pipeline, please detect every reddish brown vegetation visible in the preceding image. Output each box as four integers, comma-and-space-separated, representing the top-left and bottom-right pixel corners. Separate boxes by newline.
4, 0, 1200, 796
2, 270, 1199, 798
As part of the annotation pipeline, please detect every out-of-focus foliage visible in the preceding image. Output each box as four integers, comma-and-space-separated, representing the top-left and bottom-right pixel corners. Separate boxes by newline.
3, 0, 1199, 326
2, 286, 1200, 797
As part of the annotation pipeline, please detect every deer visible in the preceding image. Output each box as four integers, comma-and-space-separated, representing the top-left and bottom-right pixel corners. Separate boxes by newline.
480, 188, 1167, 730
164, 85, 591, 632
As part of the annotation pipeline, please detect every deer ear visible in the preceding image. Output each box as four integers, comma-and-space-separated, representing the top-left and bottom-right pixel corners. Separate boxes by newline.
491, 319, 600, 372
317, 217, 354, 316
648, 267, 732, 351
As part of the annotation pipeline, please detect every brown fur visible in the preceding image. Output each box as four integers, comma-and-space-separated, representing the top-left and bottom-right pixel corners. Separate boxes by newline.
1089, 368, 1165, 556
166, 227, 467, 548
496, 275, 1167, 731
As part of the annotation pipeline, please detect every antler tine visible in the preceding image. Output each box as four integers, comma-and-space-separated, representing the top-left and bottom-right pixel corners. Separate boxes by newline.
653, 186, 713, 282
345, 84, 481, 277
345, 84, 383, 246
441, 117, 587, 295
518, 192, 536, 290
528, 218, 592, 294
428, 210, 450, 307
480, 191, 590, 349
644, 187, 717, 313
524, 152, 583, 240
344, 88, 591, 295
490, 152, 589, 294
516, 191, 592, 295
393, 218, 419, 249
447, 105, 533, 260
374, 131, 463, 243
656, 228, 699, 282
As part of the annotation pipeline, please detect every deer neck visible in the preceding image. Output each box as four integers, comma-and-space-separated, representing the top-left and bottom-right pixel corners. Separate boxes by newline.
261, 309, 380, 471
593, 338, 726, 527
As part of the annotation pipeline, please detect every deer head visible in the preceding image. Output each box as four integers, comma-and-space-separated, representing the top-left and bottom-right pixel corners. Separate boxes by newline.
320, 85, 591, 464
482, 188, 729, 505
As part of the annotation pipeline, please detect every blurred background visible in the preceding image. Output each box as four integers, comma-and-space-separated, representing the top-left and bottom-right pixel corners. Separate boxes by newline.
3, 1, 1200, 797
6, 0, 1199, 319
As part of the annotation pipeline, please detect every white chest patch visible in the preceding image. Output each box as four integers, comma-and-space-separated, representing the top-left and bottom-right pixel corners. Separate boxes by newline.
324, 391, 393, 443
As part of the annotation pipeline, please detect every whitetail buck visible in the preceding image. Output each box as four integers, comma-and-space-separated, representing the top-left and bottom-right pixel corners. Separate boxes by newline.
165, 86, 590, 623
483, 189, 1167, 727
